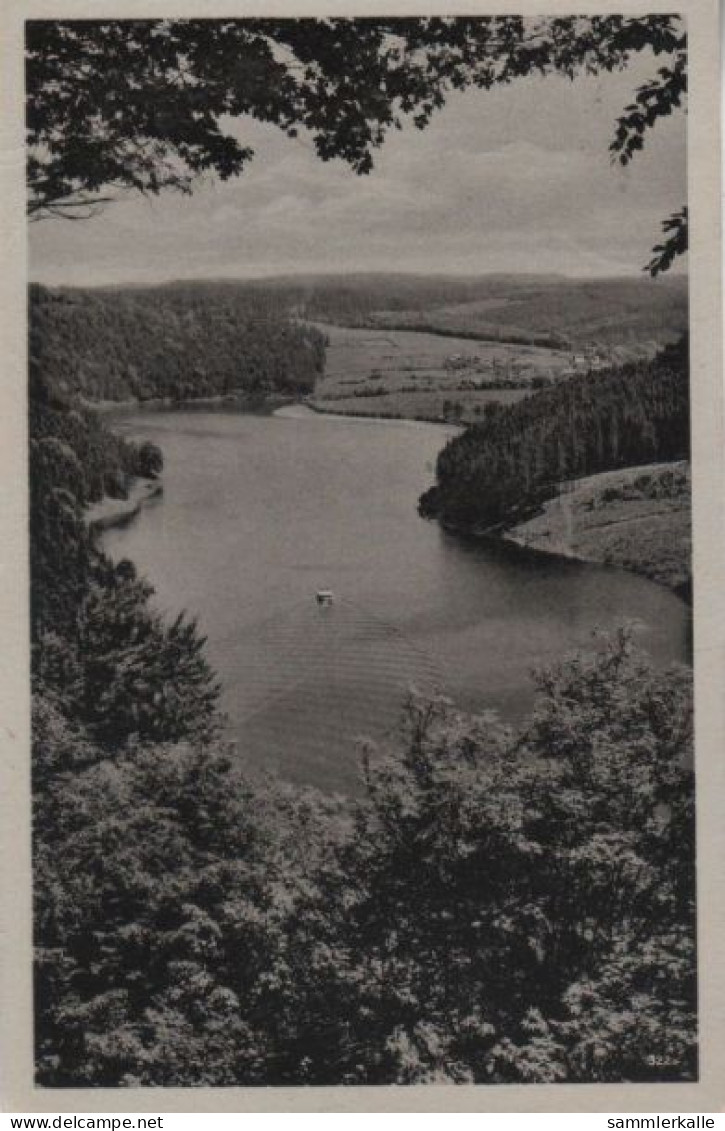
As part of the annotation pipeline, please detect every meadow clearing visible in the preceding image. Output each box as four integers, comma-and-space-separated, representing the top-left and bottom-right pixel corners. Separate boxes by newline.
307, 321, 573, 422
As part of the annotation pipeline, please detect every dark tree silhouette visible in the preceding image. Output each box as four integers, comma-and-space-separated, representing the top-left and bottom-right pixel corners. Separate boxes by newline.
26, 17, 686, 270
420, 335, 690, 531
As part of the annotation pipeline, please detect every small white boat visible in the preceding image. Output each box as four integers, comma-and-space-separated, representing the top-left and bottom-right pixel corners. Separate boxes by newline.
316, 590, 334, 607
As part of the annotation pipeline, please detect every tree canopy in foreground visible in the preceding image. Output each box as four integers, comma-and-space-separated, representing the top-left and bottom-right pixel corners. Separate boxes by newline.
26, 16, 686, 271
35, 623, 696, 1084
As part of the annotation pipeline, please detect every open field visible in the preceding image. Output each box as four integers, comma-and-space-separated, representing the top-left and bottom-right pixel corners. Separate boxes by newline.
506, 461, 691, 597
308, 321, 569, 422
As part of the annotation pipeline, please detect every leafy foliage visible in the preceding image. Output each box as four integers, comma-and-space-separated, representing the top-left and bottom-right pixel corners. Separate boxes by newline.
420, 336, 689, 529
30, 284, 326, 403
34, 723, 282, 1085
647, 208, 689, 277
611, 45, 687, 166
26, 17, 686, 270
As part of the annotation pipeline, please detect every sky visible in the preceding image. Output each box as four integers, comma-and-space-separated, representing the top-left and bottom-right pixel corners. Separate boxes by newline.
29, 50, 687, 286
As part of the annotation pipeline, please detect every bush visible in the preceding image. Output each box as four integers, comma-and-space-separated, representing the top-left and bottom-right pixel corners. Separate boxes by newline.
34, 630, 695, 1085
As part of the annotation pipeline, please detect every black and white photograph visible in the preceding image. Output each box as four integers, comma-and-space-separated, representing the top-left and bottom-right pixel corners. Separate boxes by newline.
5, 4, 720, 1103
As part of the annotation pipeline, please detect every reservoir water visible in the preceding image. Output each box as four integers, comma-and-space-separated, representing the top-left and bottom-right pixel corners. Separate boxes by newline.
102, 406, 691, 794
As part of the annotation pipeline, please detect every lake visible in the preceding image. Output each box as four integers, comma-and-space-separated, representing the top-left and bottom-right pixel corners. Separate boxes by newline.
102, 405, 692, 794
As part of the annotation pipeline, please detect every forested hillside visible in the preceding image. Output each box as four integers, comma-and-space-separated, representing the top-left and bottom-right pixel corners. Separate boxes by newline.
29, 275, 686, 404
29, 283, 326, 403
420, 336, 689, 530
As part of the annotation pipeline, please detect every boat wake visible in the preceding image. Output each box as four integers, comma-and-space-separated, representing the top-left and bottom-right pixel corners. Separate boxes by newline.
219, 594, 446, 794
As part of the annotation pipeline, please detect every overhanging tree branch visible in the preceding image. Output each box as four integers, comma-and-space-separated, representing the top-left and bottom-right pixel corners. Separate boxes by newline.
26, 16, 687, 270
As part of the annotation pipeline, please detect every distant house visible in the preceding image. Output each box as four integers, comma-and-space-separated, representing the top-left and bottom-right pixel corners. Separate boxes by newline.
446, 353, 476, 371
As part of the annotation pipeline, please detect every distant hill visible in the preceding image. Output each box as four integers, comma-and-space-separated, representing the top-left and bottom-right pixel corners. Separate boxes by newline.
29, 283, 326, 404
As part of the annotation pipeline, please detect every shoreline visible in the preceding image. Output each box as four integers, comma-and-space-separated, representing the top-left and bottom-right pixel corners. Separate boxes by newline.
433, 461, 692, 603
89, 396, 691, 603
439, 514, 691, 604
